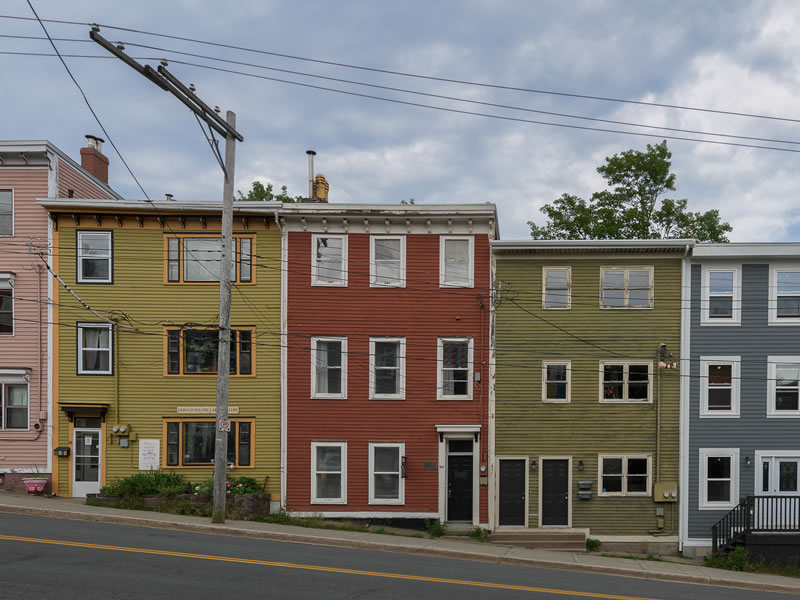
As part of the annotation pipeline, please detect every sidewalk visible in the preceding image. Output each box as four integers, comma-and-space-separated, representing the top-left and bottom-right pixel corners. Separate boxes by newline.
0, 491, 798, 595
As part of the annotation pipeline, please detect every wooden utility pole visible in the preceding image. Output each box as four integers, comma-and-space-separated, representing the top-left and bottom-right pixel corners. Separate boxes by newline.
90, 28, 243, 524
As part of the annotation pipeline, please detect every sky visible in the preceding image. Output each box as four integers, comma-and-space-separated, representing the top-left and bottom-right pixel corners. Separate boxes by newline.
1, 0, 799, 241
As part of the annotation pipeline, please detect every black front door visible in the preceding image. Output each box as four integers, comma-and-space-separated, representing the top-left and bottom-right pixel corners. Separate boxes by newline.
541, 459, 569, 526
499, 459, 526, 526
447, 455, 473, 521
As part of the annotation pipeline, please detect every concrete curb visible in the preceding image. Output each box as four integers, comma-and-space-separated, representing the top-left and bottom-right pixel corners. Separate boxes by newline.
1, 503, 798, 595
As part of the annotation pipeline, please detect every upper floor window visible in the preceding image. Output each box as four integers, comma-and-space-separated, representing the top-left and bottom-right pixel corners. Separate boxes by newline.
0, 377, 28, 430
700, 357, 740, 417
369, 338, 405, 399
767, 357, 800, 417
769, 266, 800, 325
600, 361, 652, 403
438, 337, 473, 400
600, 267, 653, 308
542, 267, 571, 309
311, 337, 347, 398
165, 418, 252, 468
312, 234, 347, 286
701, 265, 740, 325
599, 455, 651, 496
542, 361, 570, 403
0, 189, 12, 236
78, 323, 113, 375
166, 235, 253, 284
370, 236, 405, 287
77, 231, 112, 283
699, 448, 739, 510
440, 237, 474, 288
0, 274, 13, 335
166, 327, 254, 376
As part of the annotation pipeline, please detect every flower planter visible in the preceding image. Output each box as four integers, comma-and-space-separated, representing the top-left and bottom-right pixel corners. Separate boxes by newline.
22, 477, 49, 495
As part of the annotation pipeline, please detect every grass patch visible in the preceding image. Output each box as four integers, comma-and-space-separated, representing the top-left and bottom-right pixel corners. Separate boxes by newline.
705, 547, 800, 578
424, 519, 446, 538
246, 510, 424, 538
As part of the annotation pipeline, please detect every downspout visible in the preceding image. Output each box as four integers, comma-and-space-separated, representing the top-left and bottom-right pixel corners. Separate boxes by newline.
275, 207, 287, 510
115, 325, 120, 422
656, 346, 661, 483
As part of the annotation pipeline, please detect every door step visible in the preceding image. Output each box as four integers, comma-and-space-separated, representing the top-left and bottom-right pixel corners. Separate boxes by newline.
490, 529, 587, 552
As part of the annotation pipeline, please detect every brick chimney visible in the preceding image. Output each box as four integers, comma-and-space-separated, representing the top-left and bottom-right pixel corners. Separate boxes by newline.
80, 134, 109, 184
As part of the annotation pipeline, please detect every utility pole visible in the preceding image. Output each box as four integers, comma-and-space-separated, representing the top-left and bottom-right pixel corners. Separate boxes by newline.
91, 28, 243, 523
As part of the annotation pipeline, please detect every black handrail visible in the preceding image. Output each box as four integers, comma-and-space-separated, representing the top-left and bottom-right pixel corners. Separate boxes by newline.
712, 495, 800, 554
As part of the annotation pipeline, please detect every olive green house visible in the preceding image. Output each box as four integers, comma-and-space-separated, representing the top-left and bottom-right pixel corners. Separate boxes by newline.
490, 240, 691, 551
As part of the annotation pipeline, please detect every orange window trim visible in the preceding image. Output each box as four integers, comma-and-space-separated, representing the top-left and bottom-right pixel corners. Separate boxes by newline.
163, 233, 256, 285
161, 417, 255, 469
162, 326, 256, 377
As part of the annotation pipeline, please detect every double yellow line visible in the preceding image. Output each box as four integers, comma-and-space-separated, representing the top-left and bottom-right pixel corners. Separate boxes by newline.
0, 534, 660, 599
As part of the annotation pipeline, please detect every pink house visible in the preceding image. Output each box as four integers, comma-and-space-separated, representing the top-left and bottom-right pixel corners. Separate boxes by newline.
0, 138, 119, 491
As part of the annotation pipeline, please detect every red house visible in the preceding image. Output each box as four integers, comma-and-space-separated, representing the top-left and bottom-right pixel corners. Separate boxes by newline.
280, 191, 497, 527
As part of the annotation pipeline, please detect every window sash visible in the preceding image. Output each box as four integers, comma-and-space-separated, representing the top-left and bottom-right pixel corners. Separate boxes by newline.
0, 189, 12, 236
164, 419, 252, 467
440, 237, 473, 288
312, 338, 346, 397
78, 324, 113, 374
371, 237, 404, 287
312, 443, 346, 503
0, 289, 12, 335
769, 358, 800, 415
78, 232, 112, 282
167, 328, 253, 376
543, 268, 570, 309
183, 237, 235, 282
601, 362, 650, 402
600, 267, 653, 308
370, 443, 403, 503
313, 236, 346, 285
371, 339, 404, 398
542, 361, 570, 402
2, 383, 28, 430
600, 456, 650, 496
439, 339, 471, 398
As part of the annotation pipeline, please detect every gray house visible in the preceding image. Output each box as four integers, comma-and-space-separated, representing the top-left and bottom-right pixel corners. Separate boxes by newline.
680, 243, 800, 557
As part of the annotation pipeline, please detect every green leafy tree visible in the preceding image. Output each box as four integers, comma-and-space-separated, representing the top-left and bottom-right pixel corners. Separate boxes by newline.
529, 141, 732, 242
236, 181, 302, 203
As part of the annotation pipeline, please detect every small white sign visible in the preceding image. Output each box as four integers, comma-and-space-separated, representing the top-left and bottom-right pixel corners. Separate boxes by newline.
85, 436, 93, 446
139, 439, 160, 471
218, 419, 231, 432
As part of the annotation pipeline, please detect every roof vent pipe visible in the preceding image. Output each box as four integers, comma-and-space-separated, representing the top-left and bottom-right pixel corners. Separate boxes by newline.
165, 193, 174, 201
306, 150, 316, 199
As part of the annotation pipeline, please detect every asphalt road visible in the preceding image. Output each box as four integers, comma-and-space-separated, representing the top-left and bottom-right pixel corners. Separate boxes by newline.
0, 513, 791, 599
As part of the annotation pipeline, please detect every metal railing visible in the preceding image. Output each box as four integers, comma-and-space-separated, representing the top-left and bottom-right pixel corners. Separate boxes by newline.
712, 496, 800, 554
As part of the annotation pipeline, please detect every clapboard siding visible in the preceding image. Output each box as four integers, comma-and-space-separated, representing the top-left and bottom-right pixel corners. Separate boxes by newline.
495, 255, 682, 534
57, 161, 111, 200
53, 218, 280, 497
687, 261, 800, 540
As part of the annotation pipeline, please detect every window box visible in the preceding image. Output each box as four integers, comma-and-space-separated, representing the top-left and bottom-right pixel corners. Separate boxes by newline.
370, 236, 406, 287
440, 236, 474, 288
699, 448, 739, 510
164, 418, 253, 468
542, 267, 571, 309
699, 357, 740, 417
599, 455, 651, 496
700, 264, 741, 325
77, 231, 113, 283
769, 265, 800, 325
369, 338, 405, 399
600, 266, 653, 309
165, 327, 254, 376
599, 361, 652, 403
165, 234, 254, 284
311, 337, 347, 398
312, 234, 347, 286
438, 337, 473, 400
78, 323, 113, 375
767, 357, 800, 417
369, 443, 405, 504
542, 361, 570, 403
311, 442, 347, 504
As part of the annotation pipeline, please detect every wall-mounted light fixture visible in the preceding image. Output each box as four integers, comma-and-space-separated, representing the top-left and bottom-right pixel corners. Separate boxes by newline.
745, 456, 752, 466
578, 460, 584, 472
530, 459, 537, 472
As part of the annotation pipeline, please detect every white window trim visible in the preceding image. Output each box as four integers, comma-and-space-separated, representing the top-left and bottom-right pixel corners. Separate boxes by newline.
369, 337, 405, 399
598, 361, 653, 403
311, 234, 348, 287
439, 236, 475, 288
77, 230, 113, 284
542, 266, 571, 310
700, 264, 741, 326
542, 360, 571, 403
0, 188, 13, 237
598, 454, 652, 497
699, 448, 739, 510
368, 442, 405, 505
768, 264, 800, 325
0, 379, 29, 431
77, 322, 113, 375
437, 337, 474, 400
311, 336, 347, 399
699, 356, 740, 418
754, 450, 800, 496
767, 356, 800, 418
599, 266, 654, 309
369, 235, 406, 288
311, 441, 347, 504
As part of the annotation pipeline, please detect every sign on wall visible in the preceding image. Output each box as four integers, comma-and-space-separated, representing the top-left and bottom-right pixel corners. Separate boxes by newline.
176, 406, 240, 415
139, 439, 160, 471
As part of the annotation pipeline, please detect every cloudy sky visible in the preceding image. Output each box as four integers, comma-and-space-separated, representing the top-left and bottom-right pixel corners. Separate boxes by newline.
2, 0, 799, 241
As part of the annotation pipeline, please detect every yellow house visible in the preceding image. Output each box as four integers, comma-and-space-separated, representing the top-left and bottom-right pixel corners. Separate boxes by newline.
39, 198, 282, 505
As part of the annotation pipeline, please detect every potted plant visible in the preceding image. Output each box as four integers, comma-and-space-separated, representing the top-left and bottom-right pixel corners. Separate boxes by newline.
22, 466, 49, 495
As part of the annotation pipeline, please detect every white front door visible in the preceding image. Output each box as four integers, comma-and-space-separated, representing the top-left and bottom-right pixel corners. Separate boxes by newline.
73, 427, 102, 497
756, 455, 800, 528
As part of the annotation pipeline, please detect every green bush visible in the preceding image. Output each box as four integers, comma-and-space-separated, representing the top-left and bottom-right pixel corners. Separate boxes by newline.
190, 476, 260, 497
586, 538, 601, 552
100, 471, 185, 498
424, 519, 446, 538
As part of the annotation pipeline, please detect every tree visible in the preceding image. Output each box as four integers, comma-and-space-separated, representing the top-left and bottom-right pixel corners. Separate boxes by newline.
528, 141, 732, 242
236, 181, 302, 203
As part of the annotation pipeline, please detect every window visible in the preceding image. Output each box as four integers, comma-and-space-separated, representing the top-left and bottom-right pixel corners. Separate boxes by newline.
311, 337, 347, 398
599, 362, 651, 403
599, 455, 651, 496
78, 323, 113, 375
767, 357, 800, 417
312, 234, 347, 286
164, 418, 253, 467
440, 236, 474, 288
369, 443, 404, 504
699, 448, 739, 509
701, 265, 741, 325
165, 235, 253, 284
438, 338, 473, 400
542, 361, 570, 403
0, 273, 13, 335
600, 266, 653, 308
370, 236, 405, 287
542, 267, 570, 309
311, 442, 346, 503
1, 378, 28, 430
369, 338, 405, 399
0, 189, 11, 236
165, 327, 254, 376
700, 357, 740, 417
77, 231, 112, 283
769, 266, 800, 324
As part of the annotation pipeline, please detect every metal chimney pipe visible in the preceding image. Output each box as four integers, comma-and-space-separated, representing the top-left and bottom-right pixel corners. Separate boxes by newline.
306, 150, 316, 199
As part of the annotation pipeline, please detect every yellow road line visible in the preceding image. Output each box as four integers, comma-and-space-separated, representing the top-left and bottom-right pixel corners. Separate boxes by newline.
0, 534, 660, 600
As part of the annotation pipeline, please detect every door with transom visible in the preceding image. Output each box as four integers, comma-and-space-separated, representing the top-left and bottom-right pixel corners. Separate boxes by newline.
72, 417, 102, 497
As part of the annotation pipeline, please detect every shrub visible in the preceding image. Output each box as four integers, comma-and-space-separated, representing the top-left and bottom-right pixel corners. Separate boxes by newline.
191, 476, 260, 497
726, 547, 748, 571
424, 519, 446, 538
586, 538, 601, 552
100, 471, 185, 498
